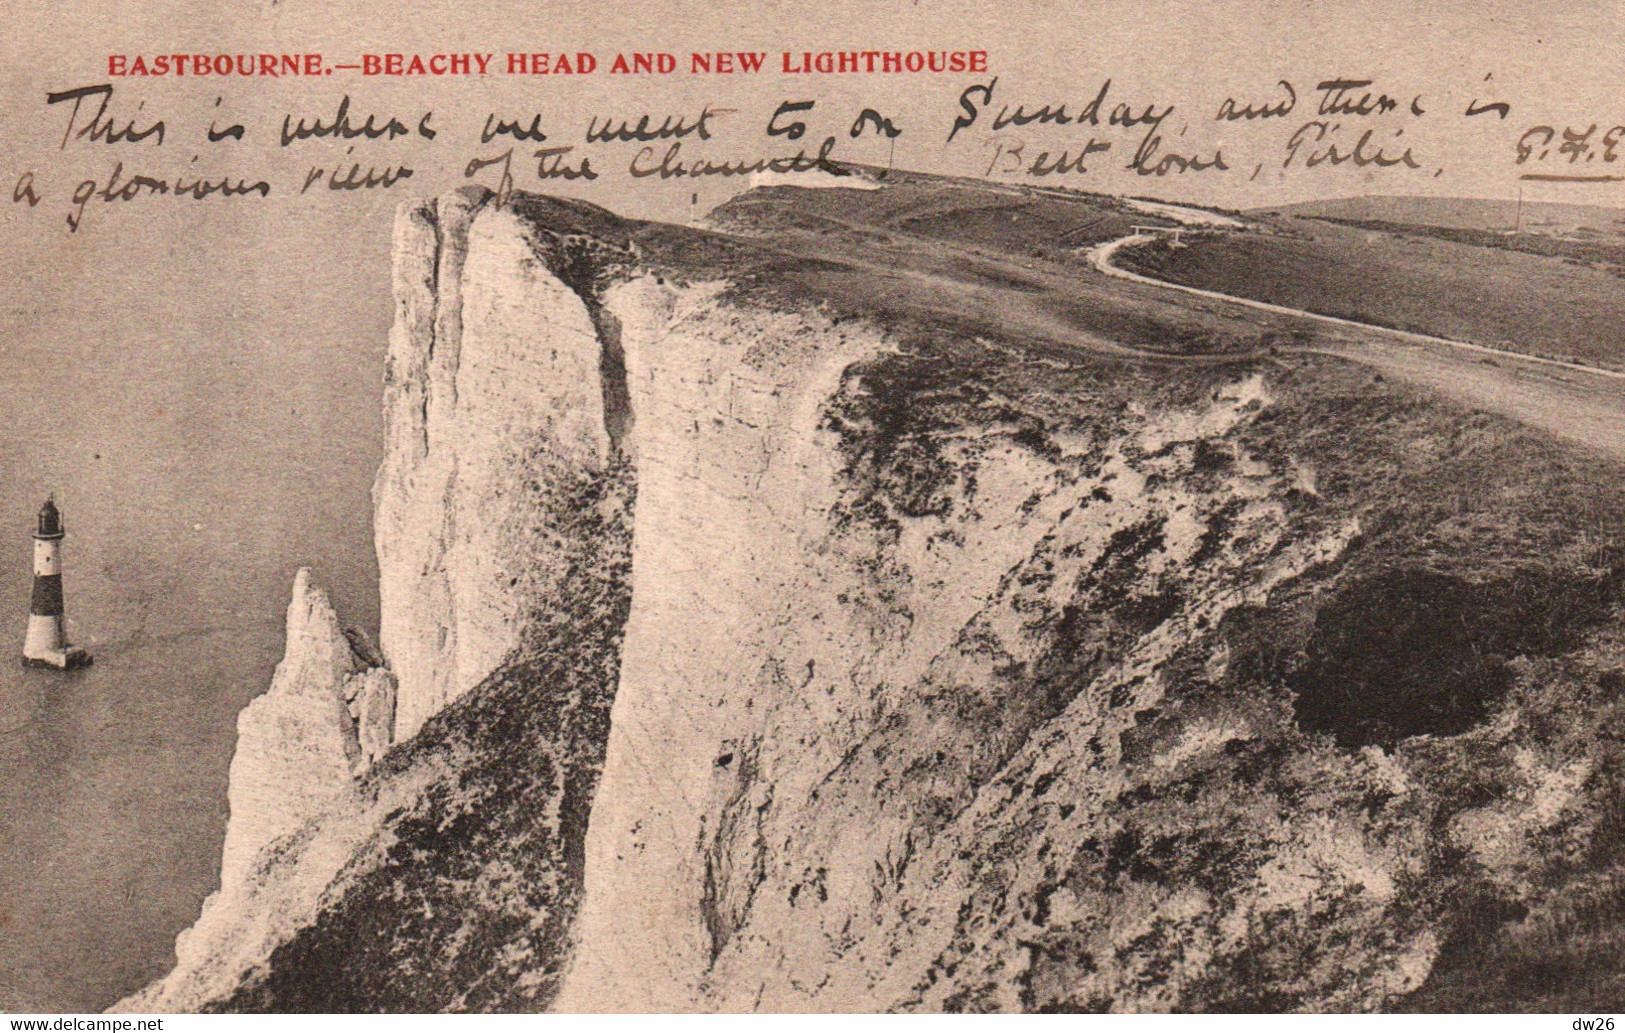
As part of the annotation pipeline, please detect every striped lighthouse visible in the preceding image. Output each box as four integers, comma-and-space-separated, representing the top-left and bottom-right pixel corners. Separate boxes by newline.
22, 497, 91, 670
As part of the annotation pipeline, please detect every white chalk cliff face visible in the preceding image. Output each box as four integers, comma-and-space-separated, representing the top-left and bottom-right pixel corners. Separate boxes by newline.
555, 351, 1400, 1010
377, 189, 619, 741
122, 184, 1625, 1013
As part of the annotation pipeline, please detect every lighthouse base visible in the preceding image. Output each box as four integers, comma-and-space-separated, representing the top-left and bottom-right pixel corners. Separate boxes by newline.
23, 646, 92, 670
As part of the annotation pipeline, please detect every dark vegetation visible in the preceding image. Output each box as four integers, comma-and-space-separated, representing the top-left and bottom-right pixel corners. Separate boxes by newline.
1289, 564, 1617, 747
1311, 215, 1625, 273
1396, 669, 1625, 1012
1204, 369, 1625, 1011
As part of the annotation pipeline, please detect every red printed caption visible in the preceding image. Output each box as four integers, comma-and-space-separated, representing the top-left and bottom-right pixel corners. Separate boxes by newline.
106, 50, 989, 77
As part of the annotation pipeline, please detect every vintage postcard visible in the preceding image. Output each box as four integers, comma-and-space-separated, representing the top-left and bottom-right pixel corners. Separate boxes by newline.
1, 0, 1623, 1016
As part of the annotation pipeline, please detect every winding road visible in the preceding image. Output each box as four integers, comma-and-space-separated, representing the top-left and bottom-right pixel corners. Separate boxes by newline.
1087, 228, 1625, 460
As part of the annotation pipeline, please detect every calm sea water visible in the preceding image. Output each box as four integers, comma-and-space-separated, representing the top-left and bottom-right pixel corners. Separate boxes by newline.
0, 206, 391, 1011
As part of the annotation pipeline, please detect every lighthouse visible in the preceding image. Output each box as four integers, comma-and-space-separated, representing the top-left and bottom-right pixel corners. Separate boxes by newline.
22, 497, 91, 670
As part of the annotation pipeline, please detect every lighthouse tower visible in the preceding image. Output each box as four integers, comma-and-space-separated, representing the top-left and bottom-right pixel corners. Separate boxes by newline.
22, 497, 91, 670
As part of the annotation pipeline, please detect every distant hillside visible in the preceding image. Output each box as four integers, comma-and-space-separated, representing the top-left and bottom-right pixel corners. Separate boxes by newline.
1257, 195, 1625, 239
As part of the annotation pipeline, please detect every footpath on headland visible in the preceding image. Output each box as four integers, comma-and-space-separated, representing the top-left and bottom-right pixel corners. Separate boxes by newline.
1087, 222, 1625, 460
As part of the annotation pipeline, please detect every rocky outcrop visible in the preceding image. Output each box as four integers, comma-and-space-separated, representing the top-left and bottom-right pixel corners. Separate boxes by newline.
220, 568, 362, 883
121, 569, 380, 1011
344, 667, 396, 767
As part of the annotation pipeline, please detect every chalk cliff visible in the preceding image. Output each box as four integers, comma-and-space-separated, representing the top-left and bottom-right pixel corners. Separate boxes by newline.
123, 569, 378, 1010
122, 179, 1625, 1013
121, 188, 637, 1011
377, 188, 632, 740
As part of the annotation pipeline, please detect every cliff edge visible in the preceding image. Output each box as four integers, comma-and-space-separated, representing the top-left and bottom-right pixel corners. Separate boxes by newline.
123, 178, 1625, 1012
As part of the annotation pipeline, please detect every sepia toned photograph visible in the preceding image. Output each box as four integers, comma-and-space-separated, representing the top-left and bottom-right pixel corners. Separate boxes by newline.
1, 0, 1623, 1017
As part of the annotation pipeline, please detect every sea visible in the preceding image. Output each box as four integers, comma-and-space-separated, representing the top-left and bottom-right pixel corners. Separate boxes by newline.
0, 204, 391, 1011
